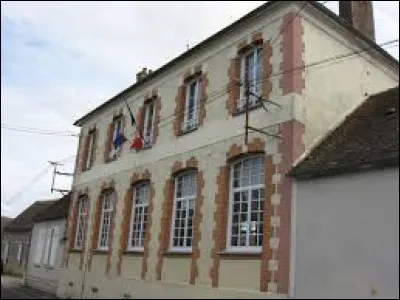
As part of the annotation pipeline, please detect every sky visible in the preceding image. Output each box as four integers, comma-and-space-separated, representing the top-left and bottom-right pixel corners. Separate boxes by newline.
1, 1, 399, 218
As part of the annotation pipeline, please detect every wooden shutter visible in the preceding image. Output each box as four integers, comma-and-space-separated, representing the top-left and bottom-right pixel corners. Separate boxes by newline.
34, 228, 46, 265
43, 228, 52, 264
104, 123, 115, 162
49, 226, 59, 267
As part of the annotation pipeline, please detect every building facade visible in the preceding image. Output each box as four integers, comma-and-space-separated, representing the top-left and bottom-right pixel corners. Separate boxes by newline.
26, 194, 71, 295
58, 1, 399, 299
289, 87, 399, 298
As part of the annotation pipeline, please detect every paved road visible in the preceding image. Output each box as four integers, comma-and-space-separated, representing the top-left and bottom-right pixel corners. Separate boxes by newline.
1, 275, 56, 299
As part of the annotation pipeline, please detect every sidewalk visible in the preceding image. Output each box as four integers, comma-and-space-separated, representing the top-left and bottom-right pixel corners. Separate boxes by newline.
1, 275, 58, 299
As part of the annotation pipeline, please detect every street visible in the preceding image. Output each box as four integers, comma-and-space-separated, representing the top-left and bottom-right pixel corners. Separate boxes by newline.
1, 275, 56, 299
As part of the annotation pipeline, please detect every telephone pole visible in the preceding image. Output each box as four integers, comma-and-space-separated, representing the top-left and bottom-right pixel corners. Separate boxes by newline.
48, 161, 73, 195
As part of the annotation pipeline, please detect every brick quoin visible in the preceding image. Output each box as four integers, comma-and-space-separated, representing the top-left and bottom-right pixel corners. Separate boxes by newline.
210, 138, 270, 289
116, 170, 153, 279
155, 157, 204, 284
226, 32, 273, 116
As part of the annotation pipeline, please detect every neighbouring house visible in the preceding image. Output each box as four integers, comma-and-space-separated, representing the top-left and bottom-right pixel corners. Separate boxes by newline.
1, 216, 13, 268
288, 86, 399, 299
2, 200, 56, 277
25, 193, 71, 294
58, 1, 399, 299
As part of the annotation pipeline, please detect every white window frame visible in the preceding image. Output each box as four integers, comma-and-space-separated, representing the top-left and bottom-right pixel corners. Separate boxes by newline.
183, 77, 201, 132
98, 191, 114, 250
86, 131, 96, 170
238, 46, 263, 111
169, 170, 197, 252
127, 182, 149, 251
142, 101, 156, 147
74, 196, 88, 249
226, 155, 265, 253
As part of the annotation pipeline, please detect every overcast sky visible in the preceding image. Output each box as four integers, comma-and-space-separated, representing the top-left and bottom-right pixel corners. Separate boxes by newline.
1, 1, 399, 218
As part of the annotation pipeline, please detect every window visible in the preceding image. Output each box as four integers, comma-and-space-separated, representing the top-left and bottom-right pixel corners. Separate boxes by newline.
128, 183, 149, 251
98, 190, 114, 250
142, 101, 155, 147
74, 196, 88, 249
170, 171, 197, 251
238, 46, 263, 111
86, 130, 96, 170
228, 156, 265, 251
183, 78, 201, 132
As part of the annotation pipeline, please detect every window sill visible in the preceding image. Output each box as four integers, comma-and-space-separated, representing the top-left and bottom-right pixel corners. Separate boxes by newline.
162, 251, 193, 258
178, 125, 199, 136
233, 102, 262, 117
34, 264, 41, 268
69, 249, 83, 253
92, 249, 108, 255
122, 250, 144, 256
219, 251, 261, 260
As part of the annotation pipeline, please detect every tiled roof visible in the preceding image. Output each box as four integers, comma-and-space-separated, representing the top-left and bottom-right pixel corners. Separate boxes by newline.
33, 192, 71, 223
288, 86, 399, 179
3, 200, 57, 233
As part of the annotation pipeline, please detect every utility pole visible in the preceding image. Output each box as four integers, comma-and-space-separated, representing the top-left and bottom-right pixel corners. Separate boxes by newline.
48, 161, 73, 195
243, 79, 283, 142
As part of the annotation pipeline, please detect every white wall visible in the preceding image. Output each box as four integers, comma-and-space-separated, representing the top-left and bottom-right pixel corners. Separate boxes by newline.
293, 167, 399, 299
27, 219, 66, 295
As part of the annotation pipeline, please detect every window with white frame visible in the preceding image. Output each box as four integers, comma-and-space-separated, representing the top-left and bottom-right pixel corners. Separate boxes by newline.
170, 170, 197, 251
98, 190, 114, 250
128, 182, 149, 251
183, 78, 201, 132
86, 130, 96, 170
142, 101, 155, 147
74, 196, 88, 249
228, 155, 265, 251
238, 46, 263, 111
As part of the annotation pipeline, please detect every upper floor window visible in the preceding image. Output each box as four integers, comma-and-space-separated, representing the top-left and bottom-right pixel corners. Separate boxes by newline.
74, 196, 88, 249
170, 170, 197, 252
183, 78, 201, 132
142, 101, 156, 148
128, 182, 149, 251
238, 46, 263, 111
228, 155, 265, 251
85, 130, 97, 170
98, 190, 115, 250
112, 117, 123, 150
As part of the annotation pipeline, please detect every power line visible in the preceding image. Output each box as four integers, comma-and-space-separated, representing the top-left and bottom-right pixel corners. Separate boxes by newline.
1, 125, 79, 137
58, 38, 399, 163
3, 164, 52, 205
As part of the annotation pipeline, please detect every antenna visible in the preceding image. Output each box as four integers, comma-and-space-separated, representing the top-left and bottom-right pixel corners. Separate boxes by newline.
48, 161, 73, 195
243, 80, 283, 144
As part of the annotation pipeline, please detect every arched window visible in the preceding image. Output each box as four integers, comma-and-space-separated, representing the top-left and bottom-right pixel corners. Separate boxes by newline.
74, 195, 88, 249
98, 190, 115, 250
228, 155, 265, 251
170, 170, 197, 251
128, 182, 150, 251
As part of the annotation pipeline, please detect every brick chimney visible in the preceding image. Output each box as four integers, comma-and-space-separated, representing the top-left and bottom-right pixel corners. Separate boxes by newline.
136, 67, 150, 83
339, 1, 375, 41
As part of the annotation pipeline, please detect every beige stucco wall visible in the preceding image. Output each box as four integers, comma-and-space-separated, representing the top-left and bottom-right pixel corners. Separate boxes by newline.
58, 2, 399, 299
298, 8, 398, 150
